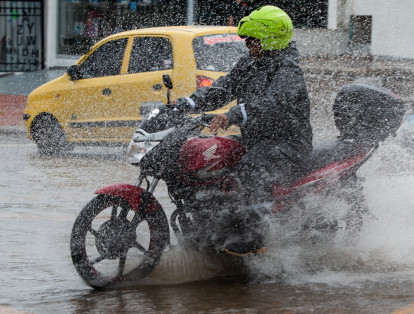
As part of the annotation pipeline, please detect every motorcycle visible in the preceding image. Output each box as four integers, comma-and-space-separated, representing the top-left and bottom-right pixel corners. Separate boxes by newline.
70, 79, 405, 288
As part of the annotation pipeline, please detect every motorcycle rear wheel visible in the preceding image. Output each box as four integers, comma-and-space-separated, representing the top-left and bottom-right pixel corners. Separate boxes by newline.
70, 194, 169, 288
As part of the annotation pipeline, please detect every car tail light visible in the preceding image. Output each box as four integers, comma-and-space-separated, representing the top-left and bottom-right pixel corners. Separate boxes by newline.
196, 76, 213, 89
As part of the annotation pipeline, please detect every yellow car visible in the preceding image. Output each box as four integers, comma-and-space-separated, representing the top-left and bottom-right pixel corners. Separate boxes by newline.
23, 26, 247, 154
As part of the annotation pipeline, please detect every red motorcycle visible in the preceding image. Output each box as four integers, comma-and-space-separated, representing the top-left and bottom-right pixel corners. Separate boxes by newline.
70, 81, 405, 288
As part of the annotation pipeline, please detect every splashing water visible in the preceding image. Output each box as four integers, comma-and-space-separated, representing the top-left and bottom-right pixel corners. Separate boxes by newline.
245, 136, 414, 286
147, 245, 226, 284
130, 131, 414, 288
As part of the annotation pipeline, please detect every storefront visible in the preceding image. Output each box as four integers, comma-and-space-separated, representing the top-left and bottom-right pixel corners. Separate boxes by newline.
57, 0, 188, 56
0, 1, 44, 71
48, 0, 233, 67
2, 0, 329, 70
53, 0, 328, 57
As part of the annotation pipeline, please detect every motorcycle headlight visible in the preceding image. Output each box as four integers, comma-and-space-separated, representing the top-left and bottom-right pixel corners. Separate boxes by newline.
126, 141, 160, 164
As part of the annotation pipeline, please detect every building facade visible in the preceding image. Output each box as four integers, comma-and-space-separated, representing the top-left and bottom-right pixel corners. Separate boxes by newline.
328, 0, 414, 59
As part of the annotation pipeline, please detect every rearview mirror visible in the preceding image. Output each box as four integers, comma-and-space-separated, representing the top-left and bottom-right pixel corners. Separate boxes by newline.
163, 74, 173, 104
162, 74, 173, 90
67, 65, 82, 81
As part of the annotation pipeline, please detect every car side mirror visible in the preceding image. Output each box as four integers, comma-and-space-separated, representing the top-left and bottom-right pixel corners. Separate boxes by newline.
162, 74, 173, 104
67, 65, 82, 81
162, 74, 173, 89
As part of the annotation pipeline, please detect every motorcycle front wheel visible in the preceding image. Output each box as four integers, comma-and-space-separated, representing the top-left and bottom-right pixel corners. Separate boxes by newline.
70, 194, 170, 288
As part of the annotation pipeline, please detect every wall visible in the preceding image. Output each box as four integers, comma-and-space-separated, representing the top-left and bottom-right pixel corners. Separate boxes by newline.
354, 0, 414, 58
293, 29, 348, 57
46, 0, 78, 68
328, 0, 414, 59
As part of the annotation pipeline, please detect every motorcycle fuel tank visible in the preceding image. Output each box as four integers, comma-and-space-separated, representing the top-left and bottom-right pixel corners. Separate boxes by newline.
178, 136, 246, 179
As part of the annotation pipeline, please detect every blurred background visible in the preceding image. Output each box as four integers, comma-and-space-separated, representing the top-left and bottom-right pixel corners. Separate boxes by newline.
2, 0, 412, 71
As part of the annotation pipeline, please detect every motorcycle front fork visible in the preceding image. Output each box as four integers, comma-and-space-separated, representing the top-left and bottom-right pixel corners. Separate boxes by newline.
135, 171, 162, 194
135, 172, 194, 243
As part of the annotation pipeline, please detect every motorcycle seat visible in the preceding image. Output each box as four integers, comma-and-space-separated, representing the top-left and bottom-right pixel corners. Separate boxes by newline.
295, 140, 365, 178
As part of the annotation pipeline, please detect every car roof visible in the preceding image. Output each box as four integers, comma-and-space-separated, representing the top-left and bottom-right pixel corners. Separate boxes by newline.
104, 25, 238, 39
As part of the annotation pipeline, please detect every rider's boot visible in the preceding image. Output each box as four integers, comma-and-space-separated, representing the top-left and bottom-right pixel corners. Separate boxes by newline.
221, 199, 270, 256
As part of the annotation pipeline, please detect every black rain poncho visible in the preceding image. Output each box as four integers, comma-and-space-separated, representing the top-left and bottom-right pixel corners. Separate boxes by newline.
182, 42, 312, 190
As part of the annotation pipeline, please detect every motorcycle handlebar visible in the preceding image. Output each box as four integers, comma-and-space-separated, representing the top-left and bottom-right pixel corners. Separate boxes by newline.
194, 113, 216, 128
200, 113, 216, 124
163, 105, 216, 128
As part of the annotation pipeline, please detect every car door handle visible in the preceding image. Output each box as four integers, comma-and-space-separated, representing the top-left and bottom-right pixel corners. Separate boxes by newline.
152, 83, 162, 91
102, 88, 112, 96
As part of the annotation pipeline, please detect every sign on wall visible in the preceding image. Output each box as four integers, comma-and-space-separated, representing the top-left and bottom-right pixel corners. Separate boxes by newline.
0, 1, 43, 72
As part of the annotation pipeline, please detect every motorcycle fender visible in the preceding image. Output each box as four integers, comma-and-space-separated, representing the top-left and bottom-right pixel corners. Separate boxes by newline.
95, 184, 162, 214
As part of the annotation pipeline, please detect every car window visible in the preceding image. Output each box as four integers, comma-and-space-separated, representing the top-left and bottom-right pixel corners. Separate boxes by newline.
79, 38, 127, 79
193, 34, 248, 72
128, 37, 173, 73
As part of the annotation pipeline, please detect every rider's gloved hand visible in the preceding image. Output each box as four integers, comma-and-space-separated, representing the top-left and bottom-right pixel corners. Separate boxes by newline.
166, 97, 195, 113
210, 114, 229, 132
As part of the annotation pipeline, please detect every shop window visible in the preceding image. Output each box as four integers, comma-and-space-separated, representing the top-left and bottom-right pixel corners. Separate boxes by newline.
58, 1, 129, 56
58, 0, 186, 56
286, 0, 329, 28
196, 0, 329, 28
128, 37, 173, 73
79, 38, 127, 78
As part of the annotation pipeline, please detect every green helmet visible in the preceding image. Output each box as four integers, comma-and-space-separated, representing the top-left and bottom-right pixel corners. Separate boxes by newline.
238, 5, 293, 51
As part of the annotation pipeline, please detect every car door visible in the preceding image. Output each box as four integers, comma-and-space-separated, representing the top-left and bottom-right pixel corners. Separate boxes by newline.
64, 37, 128, 142
114, 35, 174, 141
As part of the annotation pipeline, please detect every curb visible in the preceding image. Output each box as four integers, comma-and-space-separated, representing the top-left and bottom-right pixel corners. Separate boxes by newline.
303, 66, 414, 79
0, 72, 14, 78
300, 56, 414, 78
0, 124, 26, 135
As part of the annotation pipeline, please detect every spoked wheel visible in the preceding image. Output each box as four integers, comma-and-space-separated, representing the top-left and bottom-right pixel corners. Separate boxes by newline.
70, 194, 170, 288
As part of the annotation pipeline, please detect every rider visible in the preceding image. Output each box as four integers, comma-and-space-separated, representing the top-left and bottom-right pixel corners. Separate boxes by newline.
174, 6, 313, 253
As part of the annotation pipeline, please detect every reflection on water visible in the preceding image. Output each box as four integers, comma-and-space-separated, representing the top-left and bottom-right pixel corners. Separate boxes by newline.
1, 133, 414, 313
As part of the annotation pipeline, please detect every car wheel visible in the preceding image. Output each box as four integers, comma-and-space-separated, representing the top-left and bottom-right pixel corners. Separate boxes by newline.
31, 114, 74, 155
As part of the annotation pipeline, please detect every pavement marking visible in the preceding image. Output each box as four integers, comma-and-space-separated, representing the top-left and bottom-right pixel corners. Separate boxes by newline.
0, 213, 78, 222
394, 303, 414, 314
0, 143, 34, 147
0, 192, 93, 201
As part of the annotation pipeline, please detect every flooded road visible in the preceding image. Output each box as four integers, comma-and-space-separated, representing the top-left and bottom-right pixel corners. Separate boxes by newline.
1, 131, 414, 313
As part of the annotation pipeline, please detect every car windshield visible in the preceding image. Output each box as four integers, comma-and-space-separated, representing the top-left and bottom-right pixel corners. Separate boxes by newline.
193, 33, 248, 72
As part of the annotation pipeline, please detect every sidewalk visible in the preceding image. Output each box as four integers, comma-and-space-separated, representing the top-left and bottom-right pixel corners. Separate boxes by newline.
0, 69, 66, 134
0, 94, 27, 134
301, 55, 414, 78
302, 55, 414, 106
